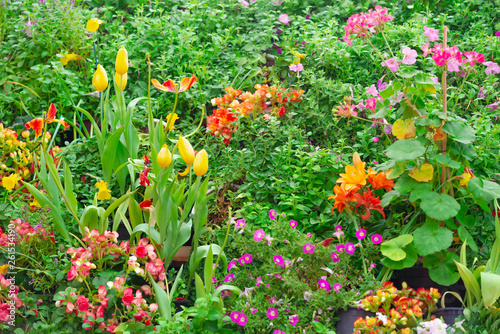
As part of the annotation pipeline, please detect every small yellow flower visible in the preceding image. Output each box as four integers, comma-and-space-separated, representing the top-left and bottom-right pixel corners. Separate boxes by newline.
0, 264, 8, 275
29, 198, 41, 208
290, 50, 306, 64
460, 171, 473, 187
59, 53, 84, 66
86, 18, 102, 32
165, 113, 179, 132
2, 174, 20, 191
94, 180, 111, 200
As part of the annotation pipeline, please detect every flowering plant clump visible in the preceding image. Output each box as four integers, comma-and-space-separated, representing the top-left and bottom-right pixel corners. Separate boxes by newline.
219, 209, 382, 332
54, 228, 163, 331
0, 274, 24, 325
342, 6, 393, 46
354, 282, 440, 333
207, 84, 304, 145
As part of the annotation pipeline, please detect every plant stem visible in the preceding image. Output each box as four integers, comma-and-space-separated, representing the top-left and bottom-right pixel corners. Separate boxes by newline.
441, 26, 449, 195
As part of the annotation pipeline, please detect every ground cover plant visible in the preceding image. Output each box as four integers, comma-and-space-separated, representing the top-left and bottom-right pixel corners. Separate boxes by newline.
0, 0, 500, 333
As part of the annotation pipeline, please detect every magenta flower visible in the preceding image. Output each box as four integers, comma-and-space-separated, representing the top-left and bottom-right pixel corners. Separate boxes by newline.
401, 47, 417, 65
381, 58, 401, 72
463, 51, 485, 67
270, 297, 277, 304
372, 137, 380, 143
302, 243, 315, 254
269, 209, 277, 220
238, 256, 246, 265
243, 253, 253, 263
334, 224, 342, 232
251, 307, 258, 314
256, 276, 263, 286
289, 63, 303, 73
289, 220, 298, 228
336, 244, 345, 253
254, 229, 265, 241
423, 26, 439, 42
241, 0, 249, 6
365, 85, 378, 96
224, 273, 235, 282
305, 14, 311, 20
279, 14, 289, 24
421, 42, 431, 57
289, 314, 299, 326
330, 251, 340, 263
306, 232, 312, 238
371, 234, 383, 244
365, 97, 377, 110
345, 242, 356, 255
318, 279, 331, 291
355, 228, 367, 240
235, 219, 246, 230
484, 61, 500, 75
496, 31, 500, 37
333, 283, 342, 293
228, 260, 237, 271
230, 311, 248, 326
266, 307, 279, 320
273, 331, 285, 334
273, 255, 285, 268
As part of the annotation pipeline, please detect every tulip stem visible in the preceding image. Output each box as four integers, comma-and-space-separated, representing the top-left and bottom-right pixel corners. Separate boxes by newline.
172, 92, 179, 115
146, 53, 154, 146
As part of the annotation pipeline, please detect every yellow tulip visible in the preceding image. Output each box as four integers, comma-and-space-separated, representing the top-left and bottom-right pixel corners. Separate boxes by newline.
114, 72, 127, 91
193, 150, 208, 176
157, 144, 172, 167
115, 46, 128, 75
178, 135, 195, 165
86, 18, 102, 32
1, 174, 19, 190
165, 113, 179, 132
92, 64, 108, 92
94, 180, 111, 201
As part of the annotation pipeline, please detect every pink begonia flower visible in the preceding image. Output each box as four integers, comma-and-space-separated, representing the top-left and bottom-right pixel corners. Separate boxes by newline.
268, 209, 277, 220
372, 137, 379, 143
303, 243, 315, 254
373, 160, 379, 164
401, 47, 417, 65
423, 26, 439, 41
355, 228, 367, 240
279, 14, 289, 24
342, 6, 393, 46
235, 219, 246, 230
371, 234, 383, 244
366, 97, 377, 110
267, 307, 279, 320
357, 100, 367, 109
289, 220, 298, 228
254, 229, 265, 241
336, 244, 345, 253
421, 42, 431, 57
463, 51, 485, 67
318, 279, 331, 291
333, 230, 344, 238
342, 35, 353, 47
345, 242, 356, 255
289, 315, 299, 326
289, 63, 303, 72
381, 58, 400, 72
366, 84, 378, 96
273, 255, 285, 268
333, 283, 342, 293
484, 61, 500, 75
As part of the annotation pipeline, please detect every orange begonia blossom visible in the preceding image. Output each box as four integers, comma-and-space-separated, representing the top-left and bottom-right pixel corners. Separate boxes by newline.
25, 103, 69, 137
327, 183, 356, 214
368, 172, 395, 192
151, 75, 197, 93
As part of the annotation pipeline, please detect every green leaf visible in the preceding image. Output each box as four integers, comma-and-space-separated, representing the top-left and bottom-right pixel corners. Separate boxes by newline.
424, 251, 460, 286
147, 272, 171, 321
386, 140, 426, 161
380, 234, 413, 261
195, 273, 207, 299
413, 220, 453, 256
379, 85, 394, 99
381, 243, 418, 269
481, 272, 500, 307
101, 191, 132, 230
420, 192, 460, 220
131, 224, 161, 244
395, 174, 420, 194
63, 162, 78, 215
102, 127, 125, 183
434, 154, 461, 169
442, 122, 475, 144
455, 261, 481, 305
457, 226, 478, 252
381, 190, 400, 207
409, 183, 433, 202
468, 178, 500, 202
397, 68, 420, 78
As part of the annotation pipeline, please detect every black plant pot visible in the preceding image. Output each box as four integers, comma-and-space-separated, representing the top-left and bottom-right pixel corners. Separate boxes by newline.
432, 307, 464, 326
392, 266, 466, 307
173, 300, 193, 313
336, 307, 375, 334
116, 224, 131, 241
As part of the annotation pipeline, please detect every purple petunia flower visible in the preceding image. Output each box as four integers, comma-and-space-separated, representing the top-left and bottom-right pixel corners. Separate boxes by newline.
289, 314, 299, 326
303, 243, 315, 254
371, 234, 383, 244
273, 255, 285, 268
254, 229, 265, 241
318, 279, 331, 291
336, 244, 345, 253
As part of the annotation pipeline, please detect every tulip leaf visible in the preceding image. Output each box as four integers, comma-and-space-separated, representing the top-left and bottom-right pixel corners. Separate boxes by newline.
63, 161, 79, 216
481, 272, 500, 307
413, 220, 453, 256
147, 272, 171, 321
455, 261, 481, 305
102, 126, 124, 183
386, 139, 426, 161
131, 224, 161, 244
420, 192, 460, 220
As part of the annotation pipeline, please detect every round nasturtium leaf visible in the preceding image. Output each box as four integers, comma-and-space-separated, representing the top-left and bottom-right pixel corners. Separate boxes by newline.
413, 220, 453, 256
423, 252, 460, 286
420, 192, 460, 221
380, 234, 414, 261
409, 163, 434, 182
386, 140, 426, 161
392, 119, 416, 140
381, 243, 418, 270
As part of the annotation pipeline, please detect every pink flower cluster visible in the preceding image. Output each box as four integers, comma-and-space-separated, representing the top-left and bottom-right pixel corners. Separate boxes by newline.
0, 274, 23, 323
342, 6, 393, 46
9, 218, 55, 244
422, 43, 485, 71
230, 310, 248, 326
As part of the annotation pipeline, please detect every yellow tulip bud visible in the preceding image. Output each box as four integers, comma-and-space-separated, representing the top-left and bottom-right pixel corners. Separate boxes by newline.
86, 18, 102, 32
92, 64, 108, 92
157, 144, 172, 167
193, 149, 208, 176
115, 46, 128, 75
178, 135, 195, 165
22, 130, 30, 139
114, 72, 127, 91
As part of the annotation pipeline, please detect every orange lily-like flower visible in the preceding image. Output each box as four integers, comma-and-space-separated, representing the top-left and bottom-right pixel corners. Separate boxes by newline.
151, 75, 197, 93
353, 189, 386, 220
328, 183, 356, 214
368, 172, 395, 192
25, 103, 69, 137
336, 152, 374, 192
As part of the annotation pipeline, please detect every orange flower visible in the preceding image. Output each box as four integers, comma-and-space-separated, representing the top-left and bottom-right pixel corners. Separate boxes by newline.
151, 75, 197, 93
24, 104, 69, 137
328, 183, 355, 213
368, 172, 395, 191
353, 189, 386, 220
337, 154, 368, 192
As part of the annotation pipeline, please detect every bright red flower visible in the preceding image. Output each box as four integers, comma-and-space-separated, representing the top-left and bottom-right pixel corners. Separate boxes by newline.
139, 199, 153, 210
139, 167, 150, 187
151, 75, 197, 93
24, 104, 69, 137
25, 118, 44, 137
353, 189, 385, 220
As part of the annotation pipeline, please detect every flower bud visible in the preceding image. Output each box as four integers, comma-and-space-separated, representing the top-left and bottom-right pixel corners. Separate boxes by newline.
114, 72, 127, 91
193, 149, 208, 176
157, 144, 172, 167
178, 135, 195, 165
22, 131, 30, 139
115, 46, 128, 75
92, 64, 108, 92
